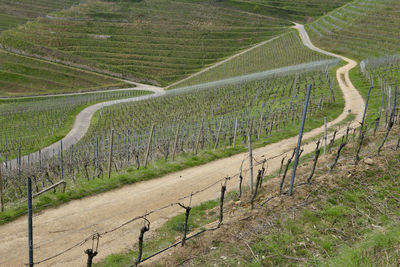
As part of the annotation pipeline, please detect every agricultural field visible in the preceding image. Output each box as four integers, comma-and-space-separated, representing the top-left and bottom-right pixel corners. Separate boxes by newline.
0, 50, 131, 96
0, 65, 342, 209
224, 0, 352, 22
138, 125, 400, 267
0, 0, 350, 87
356, 54, 400, 124
0, 0, 80, 32
80, 66, 339, 164
171, 31, 333, 88
0, 89, 151, 161
4, 0, 400, 265
361, 54, 400, 88
306, 0, 400, 61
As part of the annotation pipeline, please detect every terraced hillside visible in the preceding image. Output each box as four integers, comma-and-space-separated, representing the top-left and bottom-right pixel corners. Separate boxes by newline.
306, 0, 400, 61
227, 0, 352, 22
70, 65, 341, 176
170, 31, 332, 88
361, 54, 400, 88
0, 0, 350, 87
0, 50, 130, 96
0, 0, 80, 32
0, 89, 150, 160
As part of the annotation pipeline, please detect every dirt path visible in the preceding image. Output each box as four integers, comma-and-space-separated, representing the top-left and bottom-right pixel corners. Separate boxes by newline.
0, 24, 365, 266
7, 82, 164, 169
0, 80, 151, 100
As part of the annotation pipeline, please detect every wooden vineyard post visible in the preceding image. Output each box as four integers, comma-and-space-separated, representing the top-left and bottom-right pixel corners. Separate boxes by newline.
27, 177, 34, 267
60, 140, 64, 180
214, 117, 224, 151
144, 125, 155, 168
257, 110, 264, 139
374, 90, 385, 135
194, 119, 203, 155
107, 129, 114, 179
38, 149, 41, 170
233, 116, 238, 148
248, 121, 254, 194
18, 147, 21, 183
172, 121, 180, 160
324, 117, 327, 155
0, 165, 3, 212
95, 136, 99, 173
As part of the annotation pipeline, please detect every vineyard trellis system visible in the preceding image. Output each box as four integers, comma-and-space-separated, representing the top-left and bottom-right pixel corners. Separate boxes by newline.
20, 101, 400, 266
0, 52, 399, 265
0, 67, 339, 207
0, 89, 151, 160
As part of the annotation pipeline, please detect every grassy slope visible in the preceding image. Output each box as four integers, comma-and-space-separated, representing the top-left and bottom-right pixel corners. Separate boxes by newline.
0, 0, 134, 96
0, 65, 345, 224
0, 90, 151, 160
170, 30, 332, 88
222, 0, 352, 22
117, 126, 400, 267
0, 50, 130, 96
0, 0, 80, 32
0, 0, 289, 86
82, 67, 339, 147
305, 0, 400, 124
0, 0, 350, 87
306, 0, 400, 62
99, 3, 400, 264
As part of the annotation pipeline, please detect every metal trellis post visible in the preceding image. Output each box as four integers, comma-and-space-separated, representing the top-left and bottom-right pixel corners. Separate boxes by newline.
288, 84, 312, 196
27, 177, 34, 267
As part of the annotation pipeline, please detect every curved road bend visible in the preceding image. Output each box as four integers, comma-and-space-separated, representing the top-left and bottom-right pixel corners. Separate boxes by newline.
7, 82, 165, 168
0, 24, 365, 266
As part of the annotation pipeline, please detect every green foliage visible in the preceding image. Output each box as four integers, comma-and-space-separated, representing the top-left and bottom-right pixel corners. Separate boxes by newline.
180, 139, 400, 266
95, 198, 218, 266
171, 31, 332, 88
0, 50, 129, 96
0, 0, 80, 32
0, 89, 150, 160
82, 68, 340, 163
307, 0, 400, 61
0, 0, 349, 86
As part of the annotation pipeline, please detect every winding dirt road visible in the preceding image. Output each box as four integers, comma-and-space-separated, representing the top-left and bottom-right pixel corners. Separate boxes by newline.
0, 24, 365, 266
7, 82, 164, 169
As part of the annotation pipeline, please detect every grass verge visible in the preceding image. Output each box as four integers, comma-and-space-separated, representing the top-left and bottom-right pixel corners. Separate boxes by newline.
140, 127, 400, 266
0, 91, 343, 225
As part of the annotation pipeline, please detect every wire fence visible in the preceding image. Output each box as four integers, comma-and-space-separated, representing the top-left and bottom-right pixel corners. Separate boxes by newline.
1, 75, 396, 266
22, 108, 400, 266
